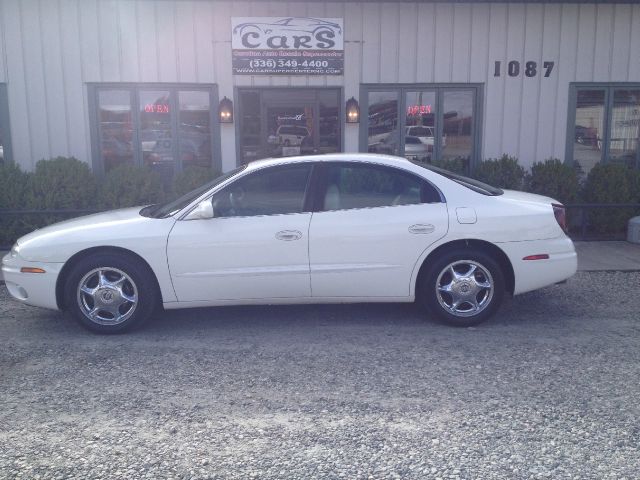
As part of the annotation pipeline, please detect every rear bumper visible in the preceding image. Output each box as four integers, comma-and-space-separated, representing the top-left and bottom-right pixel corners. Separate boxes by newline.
497, 237, 578, 295
2, 253, 63, 310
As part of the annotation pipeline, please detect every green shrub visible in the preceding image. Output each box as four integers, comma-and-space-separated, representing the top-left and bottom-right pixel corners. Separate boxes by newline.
583, 163, 640, 234
99, 164, 165, 209
172, 166, 219, 197
430, 157, 469, 176
0, 162, 30, 209
0, 163, 34, 247
473, 154, 525, 190
525, 158, 581, 204
26, 157, 97, 209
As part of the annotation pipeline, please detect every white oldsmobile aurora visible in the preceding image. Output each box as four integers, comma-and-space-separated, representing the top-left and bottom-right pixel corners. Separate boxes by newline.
2, 154, 577, 333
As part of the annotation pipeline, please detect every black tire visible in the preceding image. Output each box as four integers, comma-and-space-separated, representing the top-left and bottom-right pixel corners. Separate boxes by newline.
419, 249, 505, 327
64, 253, 158, 334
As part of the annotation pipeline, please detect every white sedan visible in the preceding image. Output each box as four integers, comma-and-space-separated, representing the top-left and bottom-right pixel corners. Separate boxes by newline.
2, 154, 577, 333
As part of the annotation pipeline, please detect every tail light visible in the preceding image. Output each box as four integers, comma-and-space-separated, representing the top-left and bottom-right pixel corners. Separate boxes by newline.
552, 203, 567, 232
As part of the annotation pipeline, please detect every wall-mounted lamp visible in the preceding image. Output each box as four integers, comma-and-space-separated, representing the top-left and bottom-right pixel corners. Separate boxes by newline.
219, 96, 233, 123
345, 96, 360, 123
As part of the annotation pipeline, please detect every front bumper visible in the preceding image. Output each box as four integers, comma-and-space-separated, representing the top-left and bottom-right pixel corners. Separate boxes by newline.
2, 252, 63, 310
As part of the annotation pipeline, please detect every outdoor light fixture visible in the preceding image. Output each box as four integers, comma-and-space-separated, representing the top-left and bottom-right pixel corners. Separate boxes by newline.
219, 96, 233, 123
345, 96, 360, 123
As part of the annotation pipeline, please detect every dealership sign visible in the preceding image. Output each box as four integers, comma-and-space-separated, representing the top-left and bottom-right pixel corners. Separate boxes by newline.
231, 17, 344, 75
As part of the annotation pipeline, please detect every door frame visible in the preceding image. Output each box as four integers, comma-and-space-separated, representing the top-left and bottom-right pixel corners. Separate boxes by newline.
234, 86, 344, 166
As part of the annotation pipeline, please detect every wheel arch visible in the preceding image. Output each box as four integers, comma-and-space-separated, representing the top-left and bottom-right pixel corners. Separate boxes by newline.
55, 246, 163, 310
414, 239, 515, 297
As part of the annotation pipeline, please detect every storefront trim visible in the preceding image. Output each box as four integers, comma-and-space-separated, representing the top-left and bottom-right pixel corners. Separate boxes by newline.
87, 82, 222, 176
565, 82, 640, 170
359, 83, 484, 171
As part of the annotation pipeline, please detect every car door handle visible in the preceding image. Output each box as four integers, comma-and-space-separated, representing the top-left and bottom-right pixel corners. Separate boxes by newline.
275, 230, 302, 241
408, 224, 435, 234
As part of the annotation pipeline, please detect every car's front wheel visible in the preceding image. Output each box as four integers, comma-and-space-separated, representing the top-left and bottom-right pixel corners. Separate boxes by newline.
421, 250, 505, 327
64, 254, 157, 333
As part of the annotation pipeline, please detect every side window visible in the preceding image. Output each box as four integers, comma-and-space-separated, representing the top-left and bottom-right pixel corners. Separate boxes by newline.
322, 164, 440, 211
211, 164, 311, 218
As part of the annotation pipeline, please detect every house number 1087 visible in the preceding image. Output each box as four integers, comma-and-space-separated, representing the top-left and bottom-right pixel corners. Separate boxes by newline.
494, 61, 555, 78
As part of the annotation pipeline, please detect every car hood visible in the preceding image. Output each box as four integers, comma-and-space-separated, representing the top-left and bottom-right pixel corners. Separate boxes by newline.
16, 207, 176, 263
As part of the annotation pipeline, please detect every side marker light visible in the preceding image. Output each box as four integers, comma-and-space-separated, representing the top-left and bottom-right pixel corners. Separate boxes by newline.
21, 267, 46, 274
522, 254, 550, 261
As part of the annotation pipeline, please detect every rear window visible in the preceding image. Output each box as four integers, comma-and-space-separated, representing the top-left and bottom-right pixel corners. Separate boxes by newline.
407, 127, 432, 136
411, 161, 504, 196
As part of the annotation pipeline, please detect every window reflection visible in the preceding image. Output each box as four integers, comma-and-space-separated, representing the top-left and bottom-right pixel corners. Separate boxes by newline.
179, 91, 211, 169
211, 164, 311, 217
405, 91, 436, 163
574, 90, 605, 173
441, 90, 474, 169
98, 90, 134, 171
367, 92, 399, 156
140, 90, 173, 182
609, 90, 640, 168
238, 89, 340, 164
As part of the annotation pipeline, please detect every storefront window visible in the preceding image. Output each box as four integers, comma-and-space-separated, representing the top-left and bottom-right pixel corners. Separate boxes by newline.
609, 90, 640, 166
569, 85, 640, 172
405, 91, 436, 162
442, 90, 474, 167
91, 84, 218, 177
179, 91, 212, 169
98, 90, 134, 171
573, 90, 606, 173
237, 88, 340, 164
140, 89, 173, 181
362, 85, 481, 173
368, 91, 399, 156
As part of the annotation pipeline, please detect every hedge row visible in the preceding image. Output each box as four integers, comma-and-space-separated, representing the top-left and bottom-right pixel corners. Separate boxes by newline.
434, 154, 640, 234
0, 158, 219, 246
2, 155, 640, 246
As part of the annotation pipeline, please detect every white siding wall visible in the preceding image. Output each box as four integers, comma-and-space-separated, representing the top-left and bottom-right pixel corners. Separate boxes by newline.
1, 0, 639, 171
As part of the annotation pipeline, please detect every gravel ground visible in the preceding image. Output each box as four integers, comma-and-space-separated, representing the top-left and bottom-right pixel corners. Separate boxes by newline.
1, 271, 639, 480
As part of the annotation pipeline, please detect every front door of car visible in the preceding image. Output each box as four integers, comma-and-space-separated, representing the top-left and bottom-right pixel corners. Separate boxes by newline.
167, 163, 313, 303
309, 162, 449, 298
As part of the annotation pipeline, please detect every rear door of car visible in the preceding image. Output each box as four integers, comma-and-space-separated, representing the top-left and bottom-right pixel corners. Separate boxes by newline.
308, 161, 449, 298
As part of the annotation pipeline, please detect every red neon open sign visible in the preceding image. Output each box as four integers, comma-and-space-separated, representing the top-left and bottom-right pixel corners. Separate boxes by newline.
144, 104, 170, 113
407, 105, 432, 116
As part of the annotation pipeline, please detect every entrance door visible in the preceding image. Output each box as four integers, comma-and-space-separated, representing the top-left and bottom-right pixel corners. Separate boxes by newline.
238, 88, 341, 163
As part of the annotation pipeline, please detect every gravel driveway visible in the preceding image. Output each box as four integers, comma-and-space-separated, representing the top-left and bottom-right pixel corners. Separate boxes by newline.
1, 271, 639, 479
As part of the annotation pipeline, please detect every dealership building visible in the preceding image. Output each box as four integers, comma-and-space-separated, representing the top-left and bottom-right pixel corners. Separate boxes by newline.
0, 0, 638, 180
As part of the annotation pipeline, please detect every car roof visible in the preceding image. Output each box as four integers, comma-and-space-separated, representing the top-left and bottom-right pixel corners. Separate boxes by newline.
241, 153, 416, 172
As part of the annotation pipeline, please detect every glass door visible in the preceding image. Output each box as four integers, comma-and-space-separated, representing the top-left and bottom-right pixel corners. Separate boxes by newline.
238, 88, 341, 164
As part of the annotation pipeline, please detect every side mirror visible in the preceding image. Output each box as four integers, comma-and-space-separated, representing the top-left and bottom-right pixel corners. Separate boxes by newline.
185, 199, 214, 220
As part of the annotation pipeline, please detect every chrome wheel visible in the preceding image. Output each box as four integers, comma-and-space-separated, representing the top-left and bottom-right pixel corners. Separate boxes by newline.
76, 267, 138, 325
435, 260, 494, 318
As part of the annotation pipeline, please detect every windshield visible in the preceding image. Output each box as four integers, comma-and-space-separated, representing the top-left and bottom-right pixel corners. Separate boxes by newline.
411, 161, 503, 196
141, 165, 246, 218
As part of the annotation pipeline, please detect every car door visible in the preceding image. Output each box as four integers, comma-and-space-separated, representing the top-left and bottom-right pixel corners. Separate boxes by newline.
167, 163, 314, 303
308, 162, 449, 298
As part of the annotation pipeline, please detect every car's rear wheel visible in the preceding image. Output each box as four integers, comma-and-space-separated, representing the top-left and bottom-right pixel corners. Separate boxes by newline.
64, 254, 157, 333
421, 250, 504, 327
